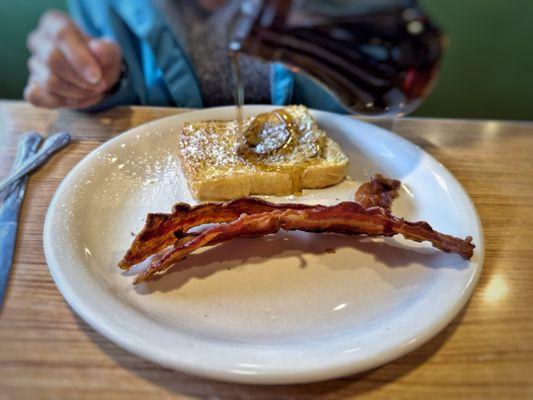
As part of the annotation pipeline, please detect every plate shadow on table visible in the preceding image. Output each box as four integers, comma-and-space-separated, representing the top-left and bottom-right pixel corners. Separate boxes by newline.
73, 304, 468, 398
128, 232, 470, 295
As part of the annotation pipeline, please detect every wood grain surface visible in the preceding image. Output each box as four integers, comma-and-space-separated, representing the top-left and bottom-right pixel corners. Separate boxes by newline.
0, 100, 532, 400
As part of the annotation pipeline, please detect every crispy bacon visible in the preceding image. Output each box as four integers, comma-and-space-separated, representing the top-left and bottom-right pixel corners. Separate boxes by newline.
355, 174, 401, 211
119, 175, 475, 285
118, 198, 315, 269
133, 202, 474, 284
119, 175, 402, 270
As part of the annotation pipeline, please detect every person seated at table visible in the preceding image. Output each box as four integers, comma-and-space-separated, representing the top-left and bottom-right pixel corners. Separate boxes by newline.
24, 0, 350, 113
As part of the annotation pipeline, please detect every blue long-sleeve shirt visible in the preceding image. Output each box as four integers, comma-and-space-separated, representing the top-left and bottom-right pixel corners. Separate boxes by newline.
68, 0, 347, 113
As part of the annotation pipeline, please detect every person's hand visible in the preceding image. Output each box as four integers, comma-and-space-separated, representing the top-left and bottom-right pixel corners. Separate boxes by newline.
24, 10, 122, 109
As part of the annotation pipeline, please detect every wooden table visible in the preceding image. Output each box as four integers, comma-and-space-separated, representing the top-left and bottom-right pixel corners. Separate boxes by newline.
0, 100, 532, 399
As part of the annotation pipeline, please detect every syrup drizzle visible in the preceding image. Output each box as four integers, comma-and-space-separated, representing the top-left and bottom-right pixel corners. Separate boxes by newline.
230, 53, 321, 194
230, 53, 244, 136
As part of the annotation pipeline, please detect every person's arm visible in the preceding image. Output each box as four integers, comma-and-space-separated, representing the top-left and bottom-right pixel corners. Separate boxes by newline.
24, 10, 122, 109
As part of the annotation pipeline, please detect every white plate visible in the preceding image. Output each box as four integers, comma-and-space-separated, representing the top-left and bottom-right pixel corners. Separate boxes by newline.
44, 106, 483, 384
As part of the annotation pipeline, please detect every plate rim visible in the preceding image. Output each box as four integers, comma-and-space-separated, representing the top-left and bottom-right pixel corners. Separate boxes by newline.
43, 105, 484, 384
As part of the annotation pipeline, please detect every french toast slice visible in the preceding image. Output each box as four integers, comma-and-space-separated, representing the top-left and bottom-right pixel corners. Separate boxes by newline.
177, 105, 349, 200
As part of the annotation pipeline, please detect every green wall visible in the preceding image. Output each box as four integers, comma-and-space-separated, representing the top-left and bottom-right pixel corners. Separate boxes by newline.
415, 0, 533, 120
1, 1, 532, 120
0, 1, 66, 101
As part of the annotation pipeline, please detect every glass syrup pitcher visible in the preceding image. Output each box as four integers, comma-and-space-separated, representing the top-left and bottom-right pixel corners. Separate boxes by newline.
229, 0, 443, 116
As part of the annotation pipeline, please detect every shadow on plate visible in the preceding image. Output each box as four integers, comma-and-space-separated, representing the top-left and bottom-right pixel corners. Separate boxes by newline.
130, 231, 469, 295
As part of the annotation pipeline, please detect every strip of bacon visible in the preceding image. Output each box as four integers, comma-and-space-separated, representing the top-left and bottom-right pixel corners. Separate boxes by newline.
355, 174, 401, 211
118, 198, 314, 269
119, 175, 403, 270
133, 202, 474, 284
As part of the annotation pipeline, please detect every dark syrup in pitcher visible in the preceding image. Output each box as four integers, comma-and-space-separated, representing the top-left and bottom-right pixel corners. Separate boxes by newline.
230, 0, 443, 116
